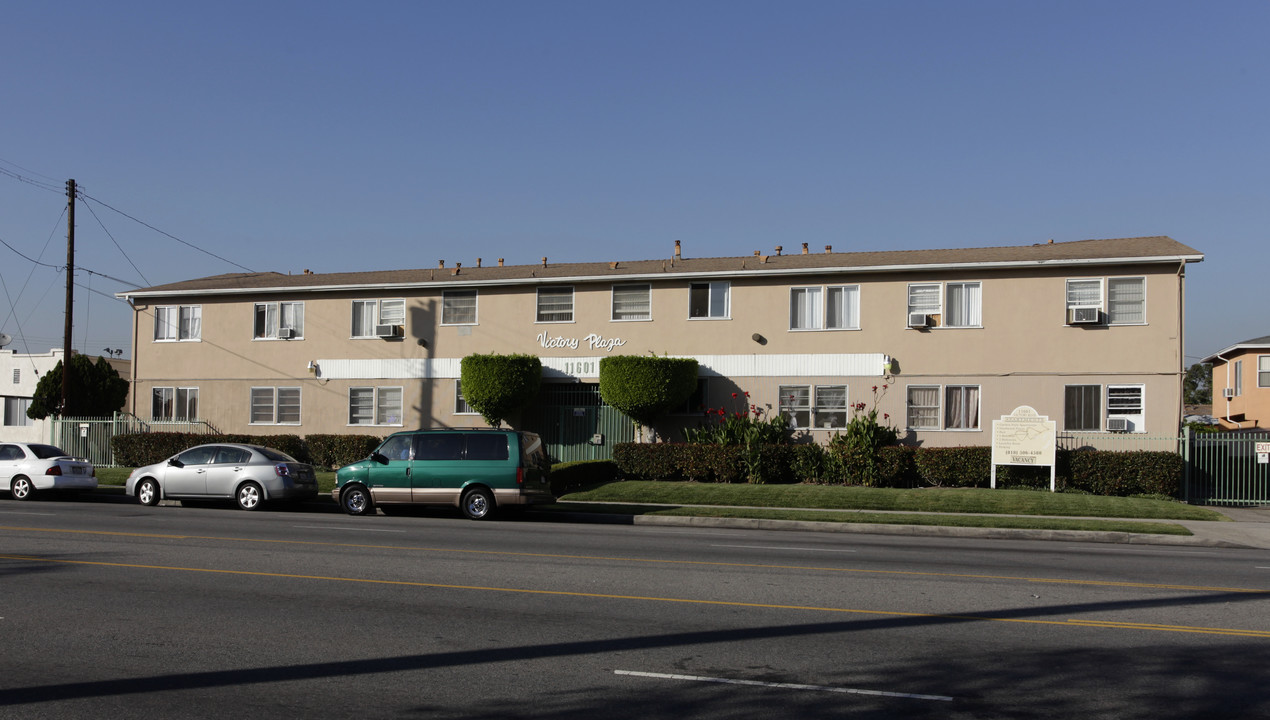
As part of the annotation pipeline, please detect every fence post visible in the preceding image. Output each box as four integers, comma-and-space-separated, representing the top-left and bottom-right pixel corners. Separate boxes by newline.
1181, 424, 1192, 503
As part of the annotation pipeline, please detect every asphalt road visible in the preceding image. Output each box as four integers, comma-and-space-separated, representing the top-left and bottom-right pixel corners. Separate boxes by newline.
2, 498, 1269, 719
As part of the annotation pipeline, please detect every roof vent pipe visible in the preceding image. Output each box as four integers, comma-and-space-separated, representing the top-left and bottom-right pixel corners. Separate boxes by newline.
801, 243, 808, 254
476, 258, 482, 268
452, 263, 461, 276
825, 245, 833, 254
775, 245, 783, 256
542, 257, 548, 268
674, 240, 681, 258
498, 258, 504, 266
438, 260, 445, 268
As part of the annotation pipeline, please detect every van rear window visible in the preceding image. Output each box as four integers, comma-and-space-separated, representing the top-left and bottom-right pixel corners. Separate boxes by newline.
465, 434, 509, 461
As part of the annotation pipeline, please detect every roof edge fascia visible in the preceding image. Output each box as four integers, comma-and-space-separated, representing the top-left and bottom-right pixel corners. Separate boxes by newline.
1200, 343, 1270, 364
116, 253, 1206, 300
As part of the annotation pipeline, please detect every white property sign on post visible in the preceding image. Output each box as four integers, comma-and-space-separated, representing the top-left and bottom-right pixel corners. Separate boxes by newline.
991, 406, 1058, 492
1257, 442, 1270, 465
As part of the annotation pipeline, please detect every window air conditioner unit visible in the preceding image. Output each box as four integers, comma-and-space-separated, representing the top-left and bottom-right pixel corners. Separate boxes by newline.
1223, 387, 1236, 399
1068, 306, 1101, 324
1105, 417, 1129, 432
277, 328, 296, 339
375, 324, 402, 338
908, 312, 929, 328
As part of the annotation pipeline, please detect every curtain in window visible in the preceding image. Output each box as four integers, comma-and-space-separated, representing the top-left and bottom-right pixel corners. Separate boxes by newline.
815, 385, 848, 428
176, 388, 198, 421
352, 301, 375, 336
778, 385, 811, 428
1066, 280, 1101, 307
709, 282, 729, 317
3, 397, 32, 426
908, 284, 940, 314
790, 288, 821, 329
255, 304, 277, 338
826, 286, 858, 329
281, 303, 303, 335
944, 386, 979, 429
612, 285, 651, 321
179, 306, 201, 340
944, 283, 981, 327
152, 387, 174, 421
376, 387, 402, 425
443, 291, 477, 324
906, 386, 939, 428
537, 288, 573, 322
1107, 278, 1144, 324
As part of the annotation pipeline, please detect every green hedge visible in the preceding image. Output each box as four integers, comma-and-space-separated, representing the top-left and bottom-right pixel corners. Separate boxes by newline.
110, 432, 383, 469
610, 442, 1182, 497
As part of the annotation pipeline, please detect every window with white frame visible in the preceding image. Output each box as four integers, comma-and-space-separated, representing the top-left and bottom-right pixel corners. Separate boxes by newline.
778, 385, 811, 428
944, 385, 980, 429
1064, 385, 1101, 431
154, 305, 202, 341
1107, 384, 1144, 431
790, 286, 860, 331
152, 387, 199, 421
349, 386, 403, 425
455, 381, 478, 415
1066, 279, 1102, 309
944, 282, 981, 328
813, 385, 849, 428
1235, 360, 1244, 396
1106, 277, 1145, 324
536, 287, 574, 323
1259, 356, 1270, 388
352, 299, 406, 337
3, 397, 32, 426
254, 302, 304, 339
250, 387, 300, 424
442, 290, 478, 325
689, 282, 729, 319
907, 284, 940, 324
906, 386, 940, 429
612, 284, 651, 321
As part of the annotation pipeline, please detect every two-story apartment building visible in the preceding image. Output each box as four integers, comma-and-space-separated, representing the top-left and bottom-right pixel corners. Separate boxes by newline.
117, 236, 1202, 451
1201, 335, 1270, 430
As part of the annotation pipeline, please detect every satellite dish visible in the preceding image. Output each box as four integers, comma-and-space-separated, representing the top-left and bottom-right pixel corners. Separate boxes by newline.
0, 333, 11, 348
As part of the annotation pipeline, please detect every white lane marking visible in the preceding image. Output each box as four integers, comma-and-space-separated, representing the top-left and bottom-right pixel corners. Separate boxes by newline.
645, 530, 748, 537
0, 511, 57, 516
1256, 567, 1270, 570
292, 525, 406, 533
614, 670, 953, 702
1064, 547, 1218, 556
712, 544, 857, 553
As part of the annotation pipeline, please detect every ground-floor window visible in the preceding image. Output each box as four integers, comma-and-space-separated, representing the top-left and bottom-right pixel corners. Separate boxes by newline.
905, 386, 940, 430
251, 387, 301, 425
152, 387, 199, 421
1064, 385, 1101, 431
455, 381, 478, 415
778, 385, 848, 429
3, 396, 31, 427
944, 385, 980, 430
349, 386, 403, 426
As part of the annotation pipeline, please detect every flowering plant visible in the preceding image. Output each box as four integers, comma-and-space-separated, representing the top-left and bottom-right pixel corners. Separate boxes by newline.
828, 384, 899, 486
682, 391, 790, 446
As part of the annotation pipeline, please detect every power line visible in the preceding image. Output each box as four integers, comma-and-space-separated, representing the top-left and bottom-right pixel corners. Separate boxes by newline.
0, 233, 63, 269
0, 164, 63, 194
82, 198, 150, 286
80, 192, 256, 273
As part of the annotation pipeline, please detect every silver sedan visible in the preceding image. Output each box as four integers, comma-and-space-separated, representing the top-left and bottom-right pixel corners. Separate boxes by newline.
126, 443, 318, 510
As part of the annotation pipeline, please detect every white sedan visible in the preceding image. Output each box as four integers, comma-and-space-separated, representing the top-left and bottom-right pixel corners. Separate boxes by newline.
0, 443, 97, 500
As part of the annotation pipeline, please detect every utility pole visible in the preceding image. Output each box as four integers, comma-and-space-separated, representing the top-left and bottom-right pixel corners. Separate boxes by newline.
63, 178, 75, 413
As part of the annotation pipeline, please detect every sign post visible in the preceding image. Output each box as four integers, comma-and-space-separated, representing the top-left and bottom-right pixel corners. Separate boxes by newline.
991, 406, 1058, 492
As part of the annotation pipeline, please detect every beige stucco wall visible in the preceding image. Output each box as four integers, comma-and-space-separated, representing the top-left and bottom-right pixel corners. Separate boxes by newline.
1209, 351, 1270, 429
126, 260, 1188, 445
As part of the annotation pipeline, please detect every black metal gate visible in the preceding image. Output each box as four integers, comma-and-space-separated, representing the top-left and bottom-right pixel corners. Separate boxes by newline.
524, 383, 634, 463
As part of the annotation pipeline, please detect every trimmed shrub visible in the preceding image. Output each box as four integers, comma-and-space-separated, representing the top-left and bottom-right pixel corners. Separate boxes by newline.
876, 446, 919, 488
913, 447, 993, 488
110, 432, 310, 467
790, 444, 828, 483
460, 353, 542, 427
613, 442, 684, 481
1066, 450, 1181, 497
599, 355, 699, 427
307, 434, 383, 469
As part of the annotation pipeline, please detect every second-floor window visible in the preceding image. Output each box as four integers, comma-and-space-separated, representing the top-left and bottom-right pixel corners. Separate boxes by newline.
1066, 277, 1145, 325
612, 284, 651, 321
154, 305, 201, 341
352, 299, 405, 337
689, 282, 729, 319
443, 290, 478, 325
1234, 360, 1244, 396
1260, 356, 1270, 388
254, 302, 304, 340
790, 286, 859, 331
536, 287, 574, 323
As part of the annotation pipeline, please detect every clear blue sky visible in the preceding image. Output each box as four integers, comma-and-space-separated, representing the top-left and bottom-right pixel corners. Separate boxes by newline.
2, 0, 1266, 363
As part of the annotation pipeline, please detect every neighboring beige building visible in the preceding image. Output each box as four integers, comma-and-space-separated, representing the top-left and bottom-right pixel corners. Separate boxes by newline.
117, 236, 1202, 454
1201, 335, 1270, 430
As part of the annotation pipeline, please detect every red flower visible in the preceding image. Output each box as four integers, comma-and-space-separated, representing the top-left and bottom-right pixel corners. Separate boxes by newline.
884, 413, 890, 420
872, 385, 878, 392
744, 391, 750, 397
731, 392, 737, 399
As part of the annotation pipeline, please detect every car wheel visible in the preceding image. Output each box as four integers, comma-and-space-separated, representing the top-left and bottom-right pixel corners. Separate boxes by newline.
137, 478, 160, 506
10, 476, 35, 501
461, 487, 495, 520
236, 482, 264, 511
340, 485, 374, 516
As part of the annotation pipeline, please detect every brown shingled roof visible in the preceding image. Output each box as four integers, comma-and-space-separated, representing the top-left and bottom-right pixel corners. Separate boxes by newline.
118, 236, 1202, 298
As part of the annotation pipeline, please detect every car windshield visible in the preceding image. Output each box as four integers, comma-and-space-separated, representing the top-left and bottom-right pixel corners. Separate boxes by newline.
29, 444, 69, 460
258, 447, 297, 462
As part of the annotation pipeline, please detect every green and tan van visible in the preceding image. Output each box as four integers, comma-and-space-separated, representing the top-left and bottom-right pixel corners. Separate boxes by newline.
334, 429, 552, 520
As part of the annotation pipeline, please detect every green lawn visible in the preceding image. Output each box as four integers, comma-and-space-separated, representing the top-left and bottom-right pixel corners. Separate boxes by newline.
559, 481, 1228, 521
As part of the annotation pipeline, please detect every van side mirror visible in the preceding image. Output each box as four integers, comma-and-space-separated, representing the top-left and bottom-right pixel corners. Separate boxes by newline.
370, 452, 388, 465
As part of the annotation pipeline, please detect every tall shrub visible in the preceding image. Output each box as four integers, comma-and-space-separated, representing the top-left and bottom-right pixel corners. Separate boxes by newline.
460, 353, 542, 427
599, 355, 698, 440
827, 384, 898, 486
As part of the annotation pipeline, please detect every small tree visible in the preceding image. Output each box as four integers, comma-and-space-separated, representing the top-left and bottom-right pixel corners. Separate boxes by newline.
459, 353, 542, 428
27, 354, 130, 419
599, 355, 698, 441
1183, 362, 1212, 405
